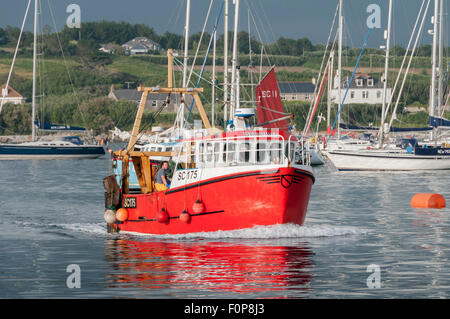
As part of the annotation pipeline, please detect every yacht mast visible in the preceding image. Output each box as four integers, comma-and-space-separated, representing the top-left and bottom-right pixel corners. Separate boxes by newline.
437, 0, 444, 117
327, 51, 334, 131
337, 0, 343, 139
379, 0, 393, 148
32, 0, 38, 141
430, 0, 439, 140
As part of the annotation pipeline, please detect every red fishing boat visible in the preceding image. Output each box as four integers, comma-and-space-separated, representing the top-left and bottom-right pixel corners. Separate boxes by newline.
102, 50, 314, 235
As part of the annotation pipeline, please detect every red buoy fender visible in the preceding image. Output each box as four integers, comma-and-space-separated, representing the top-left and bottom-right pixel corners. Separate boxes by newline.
192, 199, 205, 214
179, 210, 191, 223
156, 208, 170, 223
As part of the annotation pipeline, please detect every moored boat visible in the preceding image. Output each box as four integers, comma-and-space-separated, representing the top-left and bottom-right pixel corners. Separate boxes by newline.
0, 136, 105, 160
328, 147, 450, 171
0, 0, 105, 160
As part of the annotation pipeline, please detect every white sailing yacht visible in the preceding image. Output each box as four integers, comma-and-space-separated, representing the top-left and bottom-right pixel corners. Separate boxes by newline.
327, 0, 450, 171
0, 0, 105, 160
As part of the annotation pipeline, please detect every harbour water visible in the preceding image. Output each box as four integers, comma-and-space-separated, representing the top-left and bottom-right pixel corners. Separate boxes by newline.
1, 152, 450, 298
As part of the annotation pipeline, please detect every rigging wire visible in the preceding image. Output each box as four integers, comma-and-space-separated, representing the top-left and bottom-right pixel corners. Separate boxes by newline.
185, 1, 224, 124
186, 0, 215, 87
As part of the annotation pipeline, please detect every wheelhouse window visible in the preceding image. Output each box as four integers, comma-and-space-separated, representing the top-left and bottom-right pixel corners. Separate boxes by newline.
205, 142, 214, 162
214, 142, 222, 163
239, 142, 251, 163
256, 142, 267, 163
270, 142, 282, 164
224, 142, 236, 162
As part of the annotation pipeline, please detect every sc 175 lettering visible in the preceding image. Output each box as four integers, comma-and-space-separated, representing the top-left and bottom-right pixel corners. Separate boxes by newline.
123, 197, 137, 208
177, 169, 198, 182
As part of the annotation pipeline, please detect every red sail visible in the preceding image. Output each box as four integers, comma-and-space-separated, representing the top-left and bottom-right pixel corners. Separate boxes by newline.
256, 68, 290, 137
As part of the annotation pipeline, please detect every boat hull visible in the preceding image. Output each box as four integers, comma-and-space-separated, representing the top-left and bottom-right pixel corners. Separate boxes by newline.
328, 150, 450, 171
113, 166, 314, 235
0, 144, 105, 160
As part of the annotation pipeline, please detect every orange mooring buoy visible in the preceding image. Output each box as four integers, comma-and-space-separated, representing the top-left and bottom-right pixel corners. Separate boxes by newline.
411, 193, 446, 209
116, 208, 129, 222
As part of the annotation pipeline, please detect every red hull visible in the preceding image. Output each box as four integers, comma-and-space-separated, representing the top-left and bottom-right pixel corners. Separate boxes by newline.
115, 167, 314, 235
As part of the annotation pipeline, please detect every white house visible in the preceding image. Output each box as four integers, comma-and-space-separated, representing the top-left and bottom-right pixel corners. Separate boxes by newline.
122, 37, 162, 55
1, 84, 25, 105
330, 74, 391, 105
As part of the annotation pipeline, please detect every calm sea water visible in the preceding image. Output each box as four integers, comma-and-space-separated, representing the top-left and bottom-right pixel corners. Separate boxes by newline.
1, 148, 450, 299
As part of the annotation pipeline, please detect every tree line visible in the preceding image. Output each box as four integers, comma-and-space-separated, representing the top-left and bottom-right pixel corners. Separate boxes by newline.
0, 20, 441, 58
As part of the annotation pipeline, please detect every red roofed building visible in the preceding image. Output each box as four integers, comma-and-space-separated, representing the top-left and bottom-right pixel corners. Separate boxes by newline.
1, 84, 26, 105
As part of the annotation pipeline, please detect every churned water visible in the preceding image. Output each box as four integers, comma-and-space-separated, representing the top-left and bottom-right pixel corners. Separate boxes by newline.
1, 150, 450, 298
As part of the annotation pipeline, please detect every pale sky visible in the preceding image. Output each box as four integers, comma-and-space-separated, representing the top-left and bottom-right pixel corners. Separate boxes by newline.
1, 0, 445, 48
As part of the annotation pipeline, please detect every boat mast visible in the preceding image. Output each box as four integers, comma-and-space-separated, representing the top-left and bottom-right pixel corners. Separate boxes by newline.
337, 0, 343, 139
178, 0, 191, 135
183, 0, 191, 89
212, 26, 217, 126
32, 0, 38, 142
437, 0, 444, 118
430, 0, 439, 140
224, 0, 229, 127
327, 51, 334, 131
379, 0, 393, 148
230, 0, 240, 121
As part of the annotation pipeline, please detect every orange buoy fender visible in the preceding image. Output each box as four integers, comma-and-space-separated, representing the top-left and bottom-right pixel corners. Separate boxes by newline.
192, 199, 205, 214
411, 193, 446, 209
179, 210, 191, 223
116, 208, 129, 222
156, 208, 170, 223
